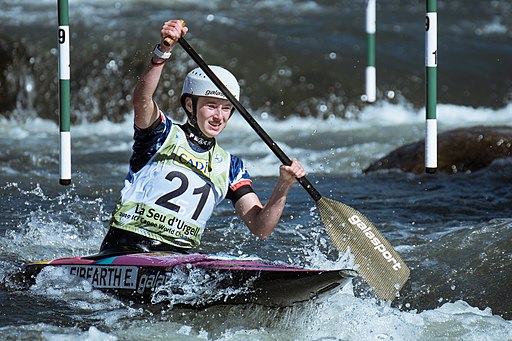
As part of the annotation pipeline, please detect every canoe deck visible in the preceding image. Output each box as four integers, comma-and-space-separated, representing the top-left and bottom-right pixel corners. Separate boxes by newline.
18, 252, 356, 307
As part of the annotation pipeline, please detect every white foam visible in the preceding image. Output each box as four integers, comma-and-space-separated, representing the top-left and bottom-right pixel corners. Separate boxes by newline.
2, 102, 510, 177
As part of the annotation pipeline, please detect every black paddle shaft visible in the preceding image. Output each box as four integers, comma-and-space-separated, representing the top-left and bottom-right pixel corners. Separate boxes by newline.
178, 37, 322, 202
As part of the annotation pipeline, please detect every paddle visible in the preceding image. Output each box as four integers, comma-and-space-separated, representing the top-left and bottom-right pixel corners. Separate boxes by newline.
167, 35, 410, 301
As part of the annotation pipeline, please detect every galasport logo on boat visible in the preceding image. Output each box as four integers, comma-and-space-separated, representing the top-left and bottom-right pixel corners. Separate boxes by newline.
136, 271, 173, 294
348, 214, 403, 271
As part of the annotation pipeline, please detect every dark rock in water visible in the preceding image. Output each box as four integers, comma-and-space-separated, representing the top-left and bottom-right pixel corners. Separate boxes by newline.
0, 33, 37, 119
0, 34, 18, 116
364, 126, 512, 174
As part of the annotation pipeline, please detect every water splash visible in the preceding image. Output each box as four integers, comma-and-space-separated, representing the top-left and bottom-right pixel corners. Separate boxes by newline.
151, 266, 255, 308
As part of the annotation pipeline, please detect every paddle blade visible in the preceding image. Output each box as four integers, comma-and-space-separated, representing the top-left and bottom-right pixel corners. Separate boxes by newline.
317, 197, 410, 301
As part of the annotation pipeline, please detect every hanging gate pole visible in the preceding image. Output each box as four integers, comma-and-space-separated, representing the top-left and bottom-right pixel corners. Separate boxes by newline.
58, 0, 71, 185
425, 0, 437, 173
365, 0, 376, 103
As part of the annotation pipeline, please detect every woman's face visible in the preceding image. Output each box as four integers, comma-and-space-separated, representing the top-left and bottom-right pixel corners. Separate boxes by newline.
187, 96, 233, 138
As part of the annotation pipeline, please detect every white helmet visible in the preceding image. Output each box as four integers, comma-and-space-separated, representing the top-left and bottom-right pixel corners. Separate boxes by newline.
180, 66, 240, 115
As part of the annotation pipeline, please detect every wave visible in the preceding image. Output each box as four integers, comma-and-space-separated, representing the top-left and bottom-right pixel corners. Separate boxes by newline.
5, 101, 511, 137
2, 102, 510, 176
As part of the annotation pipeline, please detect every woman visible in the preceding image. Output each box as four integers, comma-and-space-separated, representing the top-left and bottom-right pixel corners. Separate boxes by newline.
99, 19, 305, 255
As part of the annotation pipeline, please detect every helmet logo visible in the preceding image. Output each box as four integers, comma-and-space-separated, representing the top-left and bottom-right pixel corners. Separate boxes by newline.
205, 89, 225, 98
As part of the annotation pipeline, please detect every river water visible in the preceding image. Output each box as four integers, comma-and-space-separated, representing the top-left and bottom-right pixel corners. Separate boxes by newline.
1, 0, 511, 340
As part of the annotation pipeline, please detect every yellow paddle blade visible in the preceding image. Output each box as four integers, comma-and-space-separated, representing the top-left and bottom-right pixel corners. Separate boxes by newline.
317, 197, 410, 301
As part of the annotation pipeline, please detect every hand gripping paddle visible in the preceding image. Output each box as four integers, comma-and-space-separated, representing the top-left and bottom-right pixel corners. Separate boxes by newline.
170, 32, 409, 301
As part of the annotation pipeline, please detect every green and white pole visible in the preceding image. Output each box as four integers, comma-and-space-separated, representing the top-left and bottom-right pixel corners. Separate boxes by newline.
425, 0, 437, 173
365, 0, 376, 103
58, 0, 71, 185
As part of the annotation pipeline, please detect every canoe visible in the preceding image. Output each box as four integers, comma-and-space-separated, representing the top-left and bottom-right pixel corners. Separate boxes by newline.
20, 252, 356, 307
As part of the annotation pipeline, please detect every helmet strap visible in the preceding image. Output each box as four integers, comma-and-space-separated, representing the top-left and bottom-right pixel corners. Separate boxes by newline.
184, 96, 215, 150
185, 95, 198, 126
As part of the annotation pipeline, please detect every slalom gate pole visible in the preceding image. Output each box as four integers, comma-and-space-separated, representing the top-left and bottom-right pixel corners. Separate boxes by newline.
365, 0, 376, 103
58, 0, 71, 185
425, 0, 437, 173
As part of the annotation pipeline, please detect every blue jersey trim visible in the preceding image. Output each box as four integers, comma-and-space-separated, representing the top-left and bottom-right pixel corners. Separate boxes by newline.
127, 112, 252, 200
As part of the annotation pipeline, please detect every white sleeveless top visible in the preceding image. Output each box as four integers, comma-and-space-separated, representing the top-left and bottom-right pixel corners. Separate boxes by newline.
110, 124, 231, 249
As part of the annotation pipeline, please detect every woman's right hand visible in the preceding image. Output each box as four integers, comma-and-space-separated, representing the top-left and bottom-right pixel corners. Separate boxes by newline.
160, 19, 188, 49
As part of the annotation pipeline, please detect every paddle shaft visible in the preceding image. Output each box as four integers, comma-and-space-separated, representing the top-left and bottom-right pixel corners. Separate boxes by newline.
170, 35, 410, 301
177, 37, 322, 202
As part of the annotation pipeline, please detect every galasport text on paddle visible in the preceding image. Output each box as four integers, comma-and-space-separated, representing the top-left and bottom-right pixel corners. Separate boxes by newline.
163, 26, 410, 301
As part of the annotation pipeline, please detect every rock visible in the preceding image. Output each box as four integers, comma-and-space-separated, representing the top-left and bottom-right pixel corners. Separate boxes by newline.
0, 34, 17, 116
0, 33, 32, 118
364, 125, 512, 174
